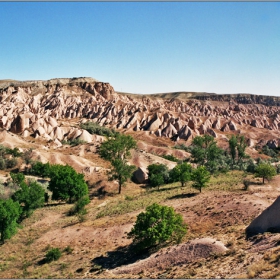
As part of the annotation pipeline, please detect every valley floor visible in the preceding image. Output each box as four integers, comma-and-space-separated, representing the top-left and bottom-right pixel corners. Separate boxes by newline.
1, 171, 280, 278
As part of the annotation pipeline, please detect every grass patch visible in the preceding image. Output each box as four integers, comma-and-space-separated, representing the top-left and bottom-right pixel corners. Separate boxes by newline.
95, 171, 246, 219
207, 170, 245, 191
96, 183, 192, 218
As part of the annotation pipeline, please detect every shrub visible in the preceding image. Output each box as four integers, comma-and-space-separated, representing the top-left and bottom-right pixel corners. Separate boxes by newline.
45, 248, 62, 262
128, 203, 187, 251
5, 158, 17, 169
173, 144, 190, 152
68, 195, 90, 216
62, 139, 86, 146
22, 149, 33, 164
80, 121, 117, 137
63, 246, 73, 254
161, 154, 179, 162
0, 158, 6, 170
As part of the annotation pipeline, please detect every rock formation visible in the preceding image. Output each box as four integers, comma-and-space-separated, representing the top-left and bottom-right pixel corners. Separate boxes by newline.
246, 196, 280, 238
1, 77, 280, 148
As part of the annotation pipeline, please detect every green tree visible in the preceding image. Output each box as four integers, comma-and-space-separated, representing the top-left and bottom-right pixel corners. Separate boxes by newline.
147, 163, 169, 190
229, 135, 247, 166
10, 172, 25, 185
169, 163, 192, 187
191, 166, 211, 193
237, 135, 247, 162
229, 135, 238, 164
0, 199, 21, 243
48, 164, 89, 203
255, 163, 277, 184
30, 161, 51, 178
128, 203, 187, 251
191, 135, 223, 172
99, 134, 137, 194
12, 179, 45, 219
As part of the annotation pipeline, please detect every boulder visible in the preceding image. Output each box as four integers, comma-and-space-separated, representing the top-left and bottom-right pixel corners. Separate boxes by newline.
132, 167, 148, 184
246, 196, 280, 238
77, 129, 93, 143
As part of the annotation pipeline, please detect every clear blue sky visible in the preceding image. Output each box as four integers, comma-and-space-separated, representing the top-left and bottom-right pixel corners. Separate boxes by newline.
1, 2, 280, 96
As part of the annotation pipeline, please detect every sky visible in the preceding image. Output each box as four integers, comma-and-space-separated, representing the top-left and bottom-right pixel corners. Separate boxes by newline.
1, 2, 280, 96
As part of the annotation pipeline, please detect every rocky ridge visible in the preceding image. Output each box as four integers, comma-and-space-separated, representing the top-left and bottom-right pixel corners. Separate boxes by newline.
1, 77, 280, 148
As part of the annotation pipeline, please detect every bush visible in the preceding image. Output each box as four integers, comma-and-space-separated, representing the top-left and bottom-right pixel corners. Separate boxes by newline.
61, 139, 86, 146
161, 154, 179, 162
68, 195, 90, 216
128, 203, 187, 251
80, 122, 117, 137
0, 158, 6, 170
45, 248, 62, 262
5, 158, 17, 169
173, 144, 190, 152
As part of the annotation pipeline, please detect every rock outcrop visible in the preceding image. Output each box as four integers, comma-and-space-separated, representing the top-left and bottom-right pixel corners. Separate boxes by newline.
1, 77, 280, 147
246, 196, 280, 238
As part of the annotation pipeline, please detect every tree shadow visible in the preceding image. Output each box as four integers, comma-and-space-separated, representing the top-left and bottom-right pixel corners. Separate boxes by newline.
43, 201, 66, 207
91, 243, 152, 270
37, 258, 47, 266
147, 185, 183, 193
167, 192, 198, 200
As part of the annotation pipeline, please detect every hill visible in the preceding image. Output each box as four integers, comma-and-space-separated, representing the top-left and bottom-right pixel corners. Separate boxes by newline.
0, 77, 280, 278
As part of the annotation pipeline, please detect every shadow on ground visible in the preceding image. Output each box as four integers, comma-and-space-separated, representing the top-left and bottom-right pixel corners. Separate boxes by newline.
168, 193, 198, 200
91, 244, 152, 270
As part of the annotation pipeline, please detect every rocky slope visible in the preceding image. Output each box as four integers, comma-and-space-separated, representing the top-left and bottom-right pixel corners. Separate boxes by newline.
1, 77, 280, 148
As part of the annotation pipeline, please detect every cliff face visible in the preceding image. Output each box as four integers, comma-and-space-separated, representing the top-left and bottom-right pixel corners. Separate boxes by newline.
0, 77, 280, 147
195, 94, 280, 107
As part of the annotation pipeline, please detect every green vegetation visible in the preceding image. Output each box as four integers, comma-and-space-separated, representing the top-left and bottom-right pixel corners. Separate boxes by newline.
255, 162, 277, 184
0, 145, 18, 170
0, 198, 21, 243
61, 139, 86, 146
191, 166, 211, 193
128, 203, 187, 251
12, 175, 45, 220
68, 195, 90, 216
261, 145, 279, 158
147, 163, 169, 190
29, 161, 51, 178
45, 248, 62, 262
173, 143, 190, 152
80, 121, 117, 137
190, 135, 225, 173
48, 164, 88, 203
160, 154, 179, 162
99, 133, 137, 194
229, 135, 247, 167
169, 162, 192, 187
